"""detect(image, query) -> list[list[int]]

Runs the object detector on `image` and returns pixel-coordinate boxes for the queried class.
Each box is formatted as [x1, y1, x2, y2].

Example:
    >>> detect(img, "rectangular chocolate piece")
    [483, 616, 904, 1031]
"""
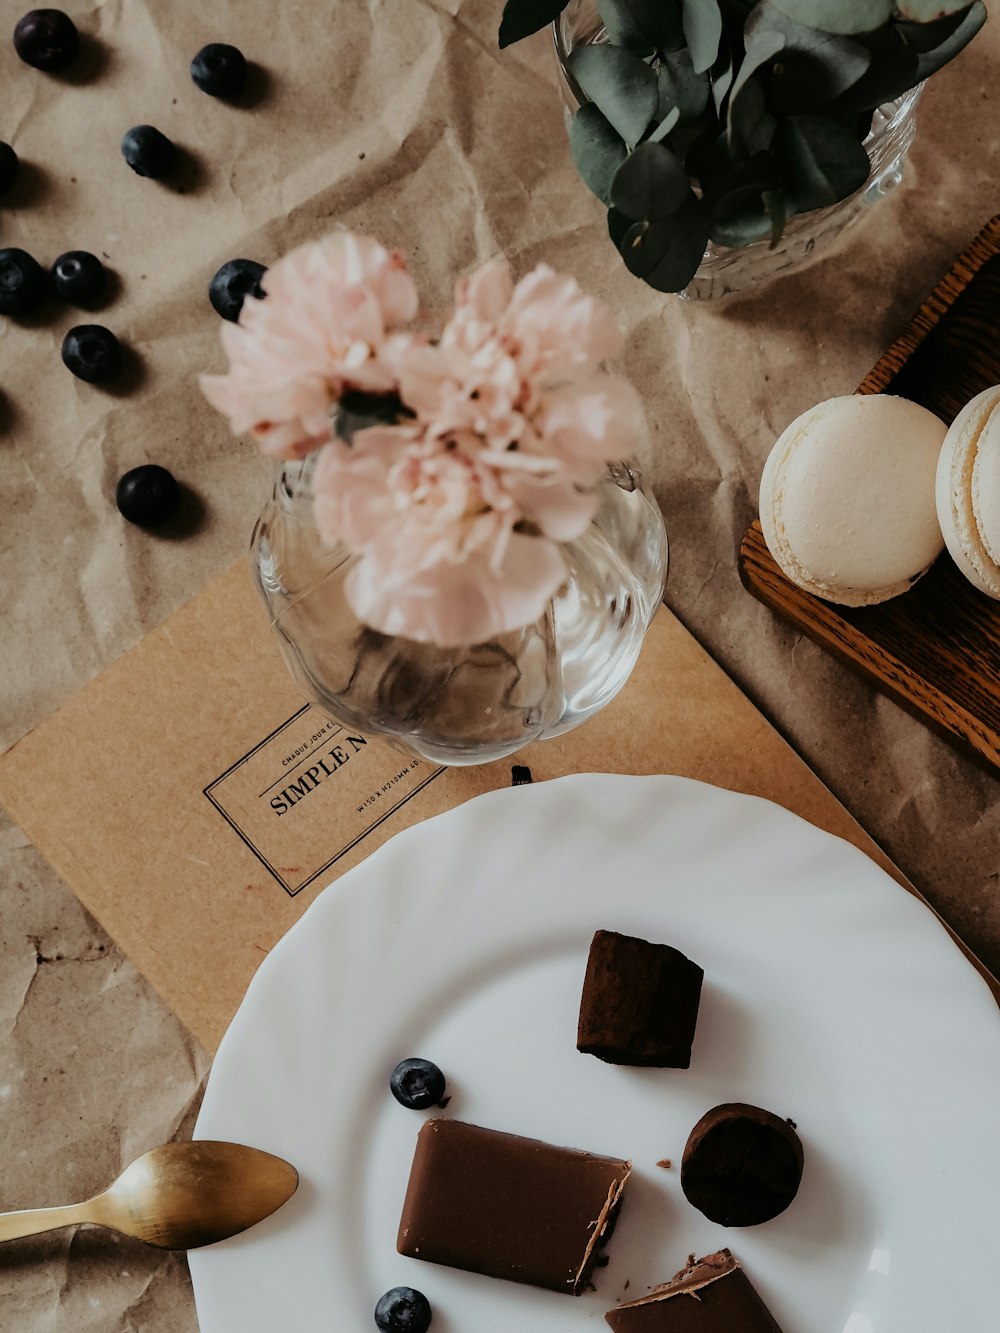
[397, 1118, 631, 1295]
[605, 1250, 784, 1331]
[578, 929, 704, 1067]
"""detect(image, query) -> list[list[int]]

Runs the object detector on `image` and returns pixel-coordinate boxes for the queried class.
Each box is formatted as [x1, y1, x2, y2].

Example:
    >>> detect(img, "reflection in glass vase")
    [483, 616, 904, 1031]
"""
[251, 457, 668, 766]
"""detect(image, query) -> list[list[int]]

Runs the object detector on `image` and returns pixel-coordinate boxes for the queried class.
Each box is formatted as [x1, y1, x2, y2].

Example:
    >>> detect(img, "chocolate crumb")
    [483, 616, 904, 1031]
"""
[656, 1158, 672, 1169]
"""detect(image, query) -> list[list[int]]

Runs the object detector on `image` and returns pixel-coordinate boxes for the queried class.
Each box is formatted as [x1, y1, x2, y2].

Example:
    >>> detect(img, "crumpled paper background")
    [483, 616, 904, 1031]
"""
[1, 0, 998, 1327]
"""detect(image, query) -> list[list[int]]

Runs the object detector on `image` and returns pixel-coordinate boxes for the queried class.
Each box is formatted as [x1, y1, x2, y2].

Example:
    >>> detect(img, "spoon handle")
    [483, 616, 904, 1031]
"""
[0, 1201, 92, 1243]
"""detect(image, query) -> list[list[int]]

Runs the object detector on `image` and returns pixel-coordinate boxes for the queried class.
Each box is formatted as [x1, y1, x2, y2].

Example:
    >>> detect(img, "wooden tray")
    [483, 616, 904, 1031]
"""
[739, 216, 1000, 774]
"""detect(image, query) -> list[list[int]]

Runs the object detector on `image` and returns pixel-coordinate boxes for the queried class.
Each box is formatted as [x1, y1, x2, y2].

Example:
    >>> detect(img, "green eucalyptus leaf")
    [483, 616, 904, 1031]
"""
[729, 77, 777, 156]
[910, 1, 986, 80]
[620, 195, 709, 290]
[702, 151, 783, 245]
[728, 29, 785, 108]
[770, 0, 893, 34]
[774, 113, 872, 212]
[897, 0, 975, 19]
[709, 195, 774, 246]
[682, 0, 724, 73]
[710, 43, 735, 115]
[648, 104, 683, 142]
[499, 0, 571, 48]
[685, 122, 739, 181]
[568, 44, 660, 144]
[599, 0, 686, 51]
[746, 4, 873, 111]
[657, 47, 711, 123]
[598, 0, 654, 52]
[762, 188, 788, 247]
[608, 206, 633, 248]
[896, 7, 971, 51]
[834, 25, 919, 109]
[570, 103, 629, 204]
[611, 141, 692, 219]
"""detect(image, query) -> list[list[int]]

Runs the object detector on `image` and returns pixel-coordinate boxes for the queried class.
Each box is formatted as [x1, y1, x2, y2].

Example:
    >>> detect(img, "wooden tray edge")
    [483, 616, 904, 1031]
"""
[738, 215, 1000, 775]
[858, 213, 1000, 396]
[738, 522, 1000, 773]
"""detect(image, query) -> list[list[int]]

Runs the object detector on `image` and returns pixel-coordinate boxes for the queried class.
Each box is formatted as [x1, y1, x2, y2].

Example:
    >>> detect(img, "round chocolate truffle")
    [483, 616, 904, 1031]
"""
[681, 1103, 803, 1227]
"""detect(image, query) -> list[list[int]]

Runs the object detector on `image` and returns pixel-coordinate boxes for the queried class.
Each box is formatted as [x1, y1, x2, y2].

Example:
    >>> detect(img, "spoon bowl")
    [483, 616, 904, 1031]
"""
[0, 1141, 298, 1250]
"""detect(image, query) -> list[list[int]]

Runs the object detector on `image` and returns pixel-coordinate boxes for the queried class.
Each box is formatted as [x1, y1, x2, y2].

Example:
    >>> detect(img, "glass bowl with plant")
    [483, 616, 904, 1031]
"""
[500, 0, 986, 298]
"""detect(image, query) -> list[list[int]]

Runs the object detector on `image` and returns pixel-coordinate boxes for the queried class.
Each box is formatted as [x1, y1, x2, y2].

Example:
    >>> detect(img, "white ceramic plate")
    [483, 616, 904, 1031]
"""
[190, 774, 1000, 1332]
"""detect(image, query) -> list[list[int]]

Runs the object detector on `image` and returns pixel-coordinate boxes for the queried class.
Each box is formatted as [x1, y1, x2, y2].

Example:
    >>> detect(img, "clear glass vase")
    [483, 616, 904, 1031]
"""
[250, 459, 668, 766]
[553, 0, 923, 302]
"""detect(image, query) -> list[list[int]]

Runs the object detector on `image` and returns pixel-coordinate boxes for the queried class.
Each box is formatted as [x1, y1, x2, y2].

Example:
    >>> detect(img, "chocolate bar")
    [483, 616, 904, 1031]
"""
[681, 1103, 803, 1226]
[604, 1249, 784, 1331]
[396, 1118, 631, 1294]
[577, 929, 704, 1067]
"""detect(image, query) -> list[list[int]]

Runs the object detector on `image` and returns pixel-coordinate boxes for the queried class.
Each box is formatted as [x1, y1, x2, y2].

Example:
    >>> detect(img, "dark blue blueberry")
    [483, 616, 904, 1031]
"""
[51, 251, 106, 306]
[191, 43, 247, 98]
[13, 9, 79, 70]
[0, 142, 18, 194]
[389, 1059, 446, 1110]
[121, 125, 175, 179]
[0, 247, 45, 316]
[374, 1286, 432, 1333]
[209, 258, 267, 322]
[115, 465, 181, 527]
[61, 324, 121, 383]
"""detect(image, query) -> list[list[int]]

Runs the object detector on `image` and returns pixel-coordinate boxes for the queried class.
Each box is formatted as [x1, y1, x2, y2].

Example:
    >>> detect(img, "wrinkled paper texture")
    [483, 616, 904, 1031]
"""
[2, 0, 999, 1328]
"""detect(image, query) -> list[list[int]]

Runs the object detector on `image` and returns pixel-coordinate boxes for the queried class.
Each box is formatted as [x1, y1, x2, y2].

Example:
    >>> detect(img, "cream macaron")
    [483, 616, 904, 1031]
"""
[935, 385, 1000, 599]
[759, 394, 947, 606]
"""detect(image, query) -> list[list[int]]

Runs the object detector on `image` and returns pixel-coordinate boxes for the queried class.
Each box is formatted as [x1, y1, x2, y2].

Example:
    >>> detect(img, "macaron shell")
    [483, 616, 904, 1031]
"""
[971, 403, 1000, 568]
[760, 395, 946, 606]
[935, 386, 1000, 600]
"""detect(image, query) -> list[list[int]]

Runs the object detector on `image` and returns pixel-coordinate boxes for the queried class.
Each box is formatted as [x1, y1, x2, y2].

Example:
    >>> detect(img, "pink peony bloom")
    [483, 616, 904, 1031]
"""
[200, 232, 418, 458]
[344, 532, 568, 648]
[205, 232, 643, 645]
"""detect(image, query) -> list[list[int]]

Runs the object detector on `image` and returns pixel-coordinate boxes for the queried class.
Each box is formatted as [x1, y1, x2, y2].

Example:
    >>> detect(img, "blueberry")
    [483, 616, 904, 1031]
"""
[191, 43, 247, 98]
[374, 1286, 432, 1333]
[389, 1059, 446, 1110]
[209, 258, 267, 322]
[13, 9, 79, 70]
[61, 324, 121, 383]
[121, 125, 175, 180]
[0, 142, 18, 194]
[0, 247, 46, 316]
[51, 251, 105, 306]
[115, 465, 181, 527]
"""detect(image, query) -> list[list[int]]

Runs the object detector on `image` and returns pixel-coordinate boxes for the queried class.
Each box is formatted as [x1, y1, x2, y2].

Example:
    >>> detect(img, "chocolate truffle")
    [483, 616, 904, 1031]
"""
[577, 929, 704, 1067]
[681, 1103, 803, 1227]
[396, 1118, 631, 1295]
[605, 1249, 784, 1331]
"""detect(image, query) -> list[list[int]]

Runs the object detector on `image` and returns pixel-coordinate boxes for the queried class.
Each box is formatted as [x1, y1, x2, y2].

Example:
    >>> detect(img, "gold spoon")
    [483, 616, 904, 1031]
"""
[0, 1141, 299, 1250]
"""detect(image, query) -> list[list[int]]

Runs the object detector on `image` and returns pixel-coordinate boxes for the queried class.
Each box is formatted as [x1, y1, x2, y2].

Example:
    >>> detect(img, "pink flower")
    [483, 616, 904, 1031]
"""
[205, 233, 644, 645]
[200, 232, 418, 458]
[344, 532, 568, 648]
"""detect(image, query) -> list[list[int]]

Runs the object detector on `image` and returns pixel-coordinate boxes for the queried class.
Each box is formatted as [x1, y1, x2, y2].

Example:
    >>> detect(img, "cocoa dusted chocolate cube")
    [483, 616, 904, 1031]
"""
[396, 1118, 631, 1295]
[604, 1249, 784, 1331]
[577, 929, 704, 1067]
